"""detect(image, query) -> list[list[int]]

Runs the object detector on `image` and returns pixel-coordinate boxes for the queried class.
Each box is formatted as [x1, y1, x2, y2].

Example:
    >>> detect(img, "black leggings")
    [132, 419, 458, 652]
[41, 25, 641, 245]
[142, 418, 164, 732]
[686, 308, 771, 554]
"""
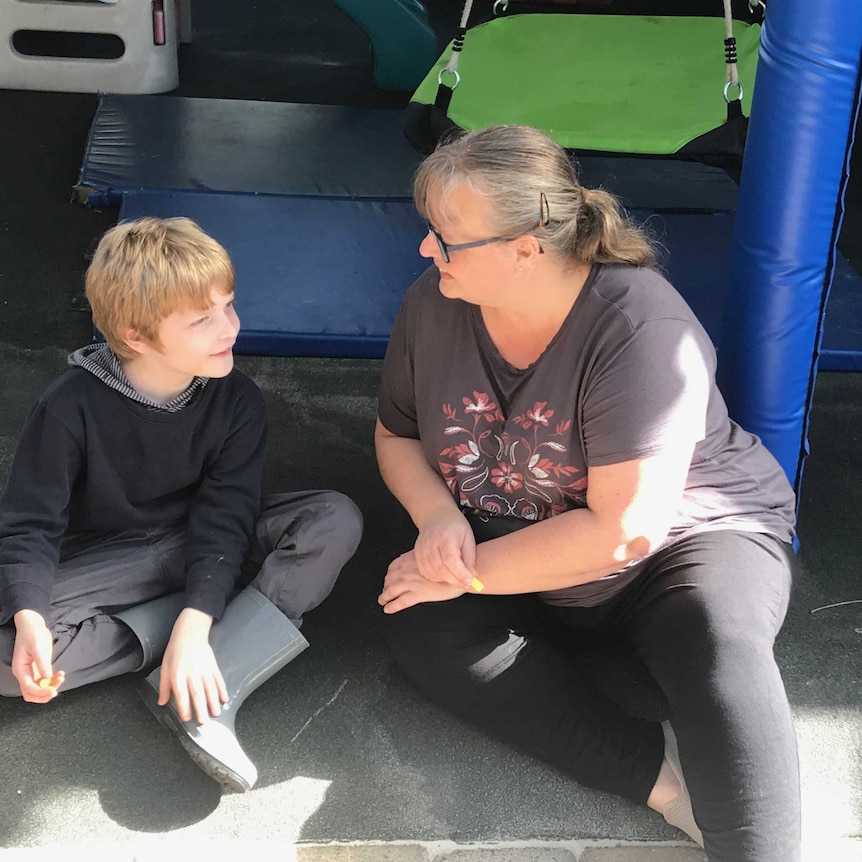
[383, 530, 800, 862]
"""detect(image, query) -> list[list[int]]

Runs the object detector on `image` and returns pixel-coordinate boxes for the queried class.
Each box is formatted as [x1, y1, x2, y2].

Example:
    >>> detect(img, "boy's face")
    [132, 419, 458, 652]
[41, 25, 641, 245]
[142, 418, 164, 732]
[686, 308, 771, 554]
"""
[148, 286, 240, 380]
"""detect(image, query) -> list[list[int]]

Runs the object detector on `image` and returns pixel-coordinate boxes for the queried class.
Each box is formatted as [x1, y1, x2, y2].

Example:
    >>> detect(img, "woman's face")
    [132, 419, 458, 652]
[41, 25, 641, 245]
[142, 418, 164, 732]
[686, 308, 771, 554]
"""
[420, 184, 519, 306]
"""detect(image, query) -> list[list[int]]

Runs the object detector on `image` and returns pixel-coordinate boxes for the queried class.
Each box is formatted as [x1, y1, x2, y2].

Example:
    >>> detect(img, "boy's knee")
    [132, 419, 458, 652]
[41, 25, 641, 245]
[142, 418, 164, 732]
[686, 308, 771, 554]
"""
[262, 490, 363, 553]
[280, 490, 362, 563]
[319, 491, 363, 552]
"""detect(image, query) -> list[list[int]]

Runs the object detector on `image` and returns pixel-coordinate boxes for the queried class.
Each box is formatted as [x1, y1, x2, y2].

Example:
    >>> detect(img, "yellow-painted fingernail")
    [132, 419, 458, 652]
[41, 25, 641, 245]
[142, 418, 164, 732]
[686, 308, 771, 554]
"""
[470, 577, 485, 592]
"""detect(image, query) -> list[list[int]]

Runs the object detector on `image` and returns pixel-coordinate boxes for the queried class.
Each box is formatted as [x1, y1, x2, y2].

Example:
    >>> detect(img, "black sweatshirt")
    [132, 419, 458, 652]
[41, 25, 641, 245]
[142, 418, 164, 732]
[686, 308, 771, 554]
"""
[0, 365, 267, 624]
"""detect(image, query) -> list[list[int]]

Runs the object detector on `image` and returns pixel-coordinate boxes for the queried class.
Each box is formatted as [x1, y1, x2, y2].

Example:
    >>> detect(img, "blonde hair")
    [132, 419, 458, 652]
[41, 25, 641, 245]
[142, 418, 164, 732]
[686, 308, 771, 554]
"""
[85, 217, 235, 359]
[414, 125, 655, 269]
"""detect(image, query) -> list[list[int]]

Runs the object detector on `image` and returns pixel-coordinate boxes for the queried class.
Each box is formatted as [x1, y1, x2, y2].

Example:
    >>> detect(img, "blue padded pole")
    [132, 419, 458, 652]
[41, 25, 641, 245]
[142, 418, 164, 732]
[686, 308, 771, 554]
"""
[717, 0, 862, 496]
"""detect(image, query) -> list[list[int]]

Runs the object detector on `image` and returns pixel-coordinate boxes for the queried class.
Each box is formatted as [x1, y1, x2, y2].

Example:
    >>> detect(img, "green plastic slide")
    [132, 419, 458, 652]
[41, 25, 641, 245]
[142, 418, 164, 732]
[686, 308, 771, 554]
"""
[332, 0, 439, 91]
[412, 14, 761, 154]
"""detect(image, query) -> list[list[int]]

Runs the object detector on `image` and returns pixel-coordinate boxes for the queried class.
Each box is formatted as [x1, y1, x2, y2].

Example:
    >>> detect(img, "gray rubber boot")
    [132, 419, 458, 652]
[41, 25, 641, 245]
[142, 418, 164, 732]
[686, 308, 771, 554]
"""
[114, 591, 186, 672]
[138, 586, 309, 793]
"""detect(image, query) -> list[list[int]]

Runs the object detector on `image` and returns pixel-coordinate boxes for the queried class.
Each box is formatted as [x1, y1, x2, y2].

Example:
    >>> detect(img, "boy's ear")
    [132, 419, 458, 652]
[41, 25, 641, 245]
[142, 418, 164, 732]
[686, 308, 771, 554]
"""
[121, 327, 152, 356]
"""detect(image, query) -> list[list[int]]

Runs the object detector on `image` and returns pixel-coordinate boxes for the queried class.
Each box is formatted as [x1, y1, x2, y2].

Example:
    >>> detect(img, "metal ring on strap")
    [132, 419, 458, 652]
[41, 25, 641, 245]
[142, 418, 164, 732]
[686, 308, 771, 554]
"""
[493, 0, 509, 15]
[438, 68, 461, 88]
[724, 80, 744, 103]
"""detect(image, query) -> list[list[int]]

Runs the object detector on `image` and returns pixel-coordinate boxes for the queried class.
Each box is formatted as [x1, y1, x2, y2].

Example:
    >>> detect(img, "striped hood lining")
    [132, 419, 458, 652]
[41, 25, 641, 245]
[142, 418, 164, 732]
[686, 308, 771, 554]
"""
[68, 343, 208, 412]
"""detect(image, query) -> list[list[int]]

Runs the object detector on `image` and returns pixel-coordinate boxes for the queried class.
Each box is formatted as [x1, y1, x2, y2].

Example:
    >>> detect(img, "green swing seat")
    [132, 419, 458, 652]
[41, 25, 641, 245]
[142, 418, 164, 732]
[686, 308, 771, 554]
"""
[407, 14, 760, 159]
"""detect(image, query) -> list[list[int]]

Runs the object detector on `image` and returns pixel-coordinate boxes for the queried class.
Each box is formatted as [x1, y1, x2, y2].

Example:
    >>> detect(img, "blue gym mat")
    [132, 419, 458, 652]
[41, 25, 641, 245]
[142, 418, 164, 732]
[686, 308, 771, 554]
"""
[77, 95, 741, 213]
[77, 97, 424, 205]
[116, 189, 859, 368]
[86, 95, 862, 369]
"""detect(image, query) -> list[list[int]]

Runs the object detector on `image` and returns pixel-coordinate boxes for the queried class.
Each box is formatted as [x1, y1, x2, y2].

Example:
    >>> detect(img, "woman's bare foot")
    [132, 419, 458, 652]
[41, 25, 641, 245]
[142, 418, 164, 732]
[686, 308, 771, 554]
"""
[647, 755, 683, 812]
[647, 723, 705, 848]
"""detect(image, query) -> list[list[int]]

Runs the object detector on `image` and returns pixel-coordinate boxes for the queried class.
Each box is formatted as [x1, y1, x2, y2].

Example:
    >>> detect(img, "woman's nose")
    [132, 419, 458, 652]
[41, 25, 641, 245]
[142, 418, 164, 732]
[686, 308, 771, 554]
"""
[419, 231, 438, 260]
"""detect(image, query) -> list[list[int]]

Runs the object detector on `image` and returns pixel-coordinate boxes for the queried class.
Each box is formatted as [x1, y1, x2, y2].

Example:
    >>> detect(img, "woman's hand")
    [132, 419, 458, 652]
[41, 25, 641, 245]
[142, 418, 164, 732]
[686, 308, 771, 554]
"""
[379, 549, 466, 613]
[413, 508, 477, 589]
[158, 608, 228, 725]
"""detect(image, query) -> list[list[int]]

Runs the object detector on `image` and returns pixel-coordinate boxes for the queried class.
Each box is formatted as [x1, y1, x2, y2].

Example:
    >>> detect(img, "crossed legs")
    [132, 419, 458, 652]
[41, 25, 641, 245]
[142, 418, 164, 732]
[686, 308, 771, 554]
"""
[383, 529, 800, 862]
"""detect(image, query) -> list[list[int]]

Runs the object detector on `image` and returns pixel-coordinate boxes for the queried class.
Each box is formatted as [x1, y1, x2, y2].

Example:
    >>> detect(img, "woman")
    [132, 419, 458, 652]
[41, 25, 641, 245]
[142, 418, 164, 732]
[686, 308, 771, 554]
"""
[375, 125, 800, 861]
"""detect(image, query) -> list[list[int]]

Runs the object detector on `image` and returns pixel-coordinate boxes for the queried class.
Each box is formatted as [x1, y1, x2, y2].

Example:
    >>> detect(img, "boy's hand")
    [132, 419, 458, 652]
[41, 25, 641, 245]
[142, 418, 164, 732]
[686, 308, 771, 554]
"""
[12, 610, 62, 703]
[159, 608, 228, 725]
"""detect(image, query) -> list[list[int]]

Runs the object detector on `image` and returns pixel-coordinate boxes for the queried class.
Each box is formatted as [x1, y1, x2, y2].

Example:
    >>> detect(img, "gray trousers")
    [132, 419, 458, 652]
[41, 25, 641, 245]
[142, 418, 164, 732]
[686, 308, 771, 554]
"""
[0, 491, 362, 696]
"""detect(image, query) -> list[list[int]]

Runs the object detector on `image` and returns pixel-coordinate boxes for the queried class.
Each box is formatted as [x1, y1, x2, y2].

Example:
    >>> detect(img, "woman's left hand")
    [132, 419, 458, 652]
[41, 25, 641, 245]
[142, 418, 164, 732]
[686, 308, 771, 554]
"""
[379, 550, 466, 613]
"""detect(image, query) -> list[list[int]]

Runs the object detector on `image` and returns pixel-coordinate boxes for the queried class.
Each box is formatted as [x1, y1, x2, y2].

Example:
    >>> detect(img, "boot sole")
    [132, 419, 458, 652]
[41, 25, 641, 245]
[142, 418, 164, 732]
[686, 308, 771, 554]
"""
[139, 682, 251, 793]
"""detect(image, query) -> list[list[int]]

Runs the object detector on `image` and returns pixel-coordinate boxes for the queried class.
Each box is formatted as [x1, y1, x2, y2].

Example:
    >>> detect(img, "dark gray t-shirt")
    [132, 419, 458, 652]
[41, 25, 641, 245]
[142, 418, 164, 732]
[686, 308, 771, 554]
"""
[378, 263, 796, 606]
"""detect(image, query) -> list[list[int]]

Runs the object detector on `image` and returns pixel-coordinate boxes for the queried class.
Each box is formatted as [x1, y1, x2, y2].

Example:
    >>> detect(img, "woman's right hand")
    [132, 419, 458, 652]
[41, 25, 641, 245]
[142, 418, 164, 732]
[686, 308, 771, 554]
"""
[413, 508, 477, 589]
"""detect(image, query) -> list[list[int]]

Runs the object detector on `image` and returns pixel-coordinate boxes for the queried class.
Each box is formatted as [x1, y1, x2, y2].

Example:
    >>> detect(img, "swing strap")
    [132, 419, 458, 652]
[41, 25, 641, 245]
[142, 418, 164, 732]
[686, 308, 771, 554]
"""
[434, 0, 475, 113]
[723, 0, 744, 119]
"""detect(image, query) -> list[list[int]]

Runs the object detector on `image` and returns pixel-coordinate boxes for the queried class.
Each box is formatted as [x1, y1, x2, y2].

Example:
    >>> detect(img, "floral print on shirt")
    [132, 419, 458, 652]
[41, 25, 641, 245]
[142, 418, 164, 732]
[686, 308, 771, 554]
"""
[438, 391, 588, 520]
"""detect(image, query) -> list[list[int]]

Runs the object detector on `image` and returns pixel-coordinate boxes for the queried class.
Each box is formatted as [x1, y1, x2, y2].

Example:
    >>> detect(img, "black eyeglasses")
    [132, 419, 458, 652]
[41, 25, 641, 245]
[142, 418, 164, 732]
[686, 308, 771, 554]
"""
[425, 223, 510, 264]
[425, 193, 550, 264]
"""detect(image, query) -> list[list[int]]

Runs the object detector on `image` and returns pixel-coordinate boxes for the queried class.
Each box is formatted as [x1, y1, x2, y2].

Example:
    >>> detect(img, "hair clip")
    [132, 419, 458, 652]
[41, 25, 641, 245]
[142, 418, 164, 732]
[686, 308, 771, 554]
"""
[539, 192, 550, 227]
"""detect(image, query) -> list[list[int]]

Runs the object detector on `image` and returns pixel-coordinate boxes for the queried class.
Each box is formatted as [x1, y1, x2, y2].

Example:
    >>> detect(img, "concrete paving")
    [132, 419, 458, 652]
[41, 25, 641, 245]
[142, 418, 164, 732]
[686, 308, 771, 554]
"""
[0, 351, 860, 861]
[0, 841, 706, 862]
[2, 840, 862, 862]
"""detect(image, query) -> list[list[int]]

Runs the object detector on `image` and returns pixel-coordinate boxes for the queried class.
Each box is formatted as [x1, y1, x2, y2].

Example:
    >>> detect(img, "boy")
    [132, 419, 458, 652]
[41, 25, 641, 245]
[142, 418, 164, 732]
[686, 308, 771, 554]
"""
[0, 217, 362, 791]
